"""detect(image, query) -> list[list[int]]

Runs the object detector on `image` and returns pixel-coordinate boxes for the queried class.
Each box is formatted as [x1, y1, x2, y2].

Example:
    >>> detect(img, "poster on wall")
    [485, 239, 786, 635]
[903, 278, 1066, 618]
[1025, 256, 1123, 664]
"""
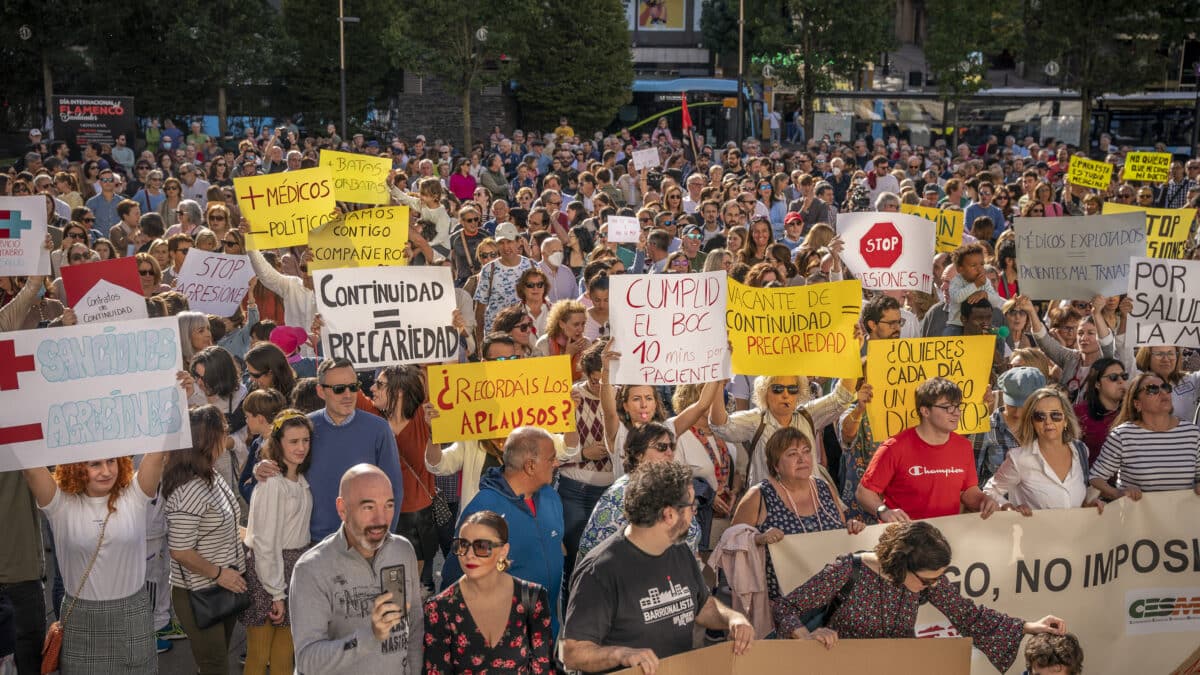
[51, 95, 137, 158]
[628, 0, 686, 30]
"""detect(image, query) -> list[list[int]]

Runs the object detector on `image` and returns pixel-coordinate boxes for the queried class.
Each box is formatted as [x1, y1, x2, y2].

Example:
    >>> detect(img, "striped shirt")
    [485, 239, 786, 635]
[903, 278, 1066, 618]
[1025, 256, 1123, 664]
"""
[166, 474, 244, 590]
[1090, 422, 1200, 492]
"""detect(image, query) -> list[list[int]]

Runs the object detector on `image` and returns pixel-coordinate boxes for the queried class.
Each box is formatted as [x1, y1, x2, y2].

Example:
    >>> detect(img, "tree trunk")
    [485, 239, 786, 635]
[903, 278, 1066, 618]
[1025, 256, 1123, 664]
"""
[41, 46, 53, 131]
[217, 86, 228, 137]
[1078, 86, 1092, 151]
[802, 31, 815, 142]
[461, 86, 473, 152]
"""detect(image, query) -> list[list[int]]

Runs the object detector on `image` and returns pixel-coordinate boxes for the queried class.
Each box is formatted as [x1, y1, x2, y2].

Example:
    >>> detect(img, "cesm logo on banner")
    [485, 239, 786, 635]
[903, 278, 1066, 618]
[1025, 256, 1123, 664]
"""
[1126, 587, 1200, 635]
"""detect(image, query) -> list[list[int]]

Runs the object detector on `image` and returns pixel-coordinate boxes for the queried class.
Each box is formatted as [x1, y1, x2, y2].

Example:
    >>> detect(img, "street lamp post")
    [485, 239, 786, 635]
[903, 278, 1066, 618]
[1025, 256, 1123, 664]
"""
[735, 0, 744, 146]
[338, 1, 359, 141]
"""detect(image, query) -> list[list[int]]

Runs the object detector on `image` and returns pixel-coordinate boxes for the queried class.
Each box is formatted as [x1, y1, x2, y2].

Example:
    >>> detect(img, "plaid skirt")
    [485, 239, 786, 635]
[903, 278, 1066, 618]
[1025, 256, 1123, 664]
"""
[60, 588, 156, 674]
[240, 545, 309, 627]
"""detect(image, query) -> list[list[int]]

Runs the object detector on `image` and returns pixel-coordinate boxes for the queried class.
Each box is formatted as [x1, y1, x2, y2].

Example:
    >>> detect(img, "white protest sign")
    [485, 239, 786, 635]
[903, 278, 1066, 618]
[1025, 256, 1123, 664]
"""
[609, 271, 731, 385]
[315, 265, 459, 368]
[1014, 213, 1145, 300]
[0, 317, 191, 471]
[632, 147, 661, 171]
[837, 212, 935, 292]
[1126, 256, 1200, 348]
[606, 215, 641, 244]
[174, 250, 253, 317]
[60, 257, 149, 325]
[0, 196, 50, 276]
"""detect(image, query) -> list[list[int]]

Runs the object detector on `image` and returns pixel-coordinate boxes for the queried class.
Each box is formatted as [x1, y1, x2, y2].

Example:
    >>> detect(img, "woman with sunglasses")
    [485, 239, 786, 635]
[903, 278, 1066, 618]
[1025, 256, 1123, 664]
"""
[1090, 372, 1200, 499]
[204, 203, 233, 238]
[158, 177, 184, 228]
[492, 306, 537, 356]
[711, 373, 856, 489]
[983, 388, 1103, 514]
[1016, 295, 1114, 402]
[993, 187, 1016, 228]
[513, 267, 551, 335]
[208, 158, 233, 187]
[776, 521, 1066, 672]
[598, 342, 722, 482]
[1134, 346, 1200, 421]
[424, 510, 553, 673]
[576, 423, 703, 562]
[1073, 358, 1128, 464]
[50, 240, 99, 300]
[135, 252, 170, 298]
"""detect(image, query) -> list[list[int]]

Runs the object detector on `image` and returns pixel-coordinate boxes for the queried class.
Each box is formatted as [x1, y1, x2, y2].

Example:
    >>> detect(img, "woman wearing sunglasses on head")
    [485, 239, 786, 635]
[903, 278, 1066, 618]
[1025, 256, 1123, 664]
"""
[424, 510, 553, 674]
[775, 521, 1067, 673]
[982, 388, 1105, 515]
[1089, 372, 1200, 501]
[1072, 358, 1128, 465]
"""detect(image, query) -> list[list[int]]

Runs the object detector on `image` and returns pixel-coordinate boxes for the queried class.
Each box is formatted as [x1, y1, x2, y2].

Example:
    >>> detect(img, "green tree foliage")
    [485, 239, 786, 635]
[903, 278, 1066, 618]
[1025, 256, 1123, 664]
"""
[1021, 0, 1199, 145]
[701, 0, 893, 139]
[388, 0, 541, 149]
[515, 0, 633, 134]
[924, 0, 1022, 101]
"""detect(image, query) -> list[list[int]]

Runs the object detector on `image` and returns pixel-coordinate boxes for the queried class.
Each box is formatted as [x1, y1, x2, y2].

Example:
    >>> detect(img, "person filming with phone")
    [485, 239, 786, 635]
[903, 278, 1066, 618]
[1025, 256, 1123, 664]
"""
[291, 464, 423, 673]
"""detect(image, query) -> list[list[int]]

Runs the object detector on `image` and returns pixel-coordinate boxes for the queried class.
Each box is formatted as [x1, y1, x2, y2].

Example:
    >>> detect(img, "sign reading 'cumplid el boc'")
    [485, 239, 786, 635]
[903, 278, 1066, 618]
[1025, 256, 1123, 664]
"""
[0, 317, 191, 471]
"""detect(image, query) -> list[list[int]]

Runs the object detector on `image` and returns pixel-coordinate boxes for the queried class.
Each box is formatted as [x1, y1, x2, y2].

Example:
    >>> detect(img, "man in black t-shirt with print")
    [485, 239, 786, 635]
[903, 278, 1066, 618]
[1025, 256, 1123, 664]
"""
[563, 461, 754, 674]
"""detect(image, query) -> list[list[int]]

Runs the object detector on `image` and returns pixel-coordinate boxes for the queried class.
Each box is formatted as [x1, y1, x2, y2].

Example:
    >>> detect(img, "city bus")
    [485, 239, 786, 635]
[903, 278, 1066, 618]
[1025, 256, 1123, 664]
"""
[609, 78, 759, 148]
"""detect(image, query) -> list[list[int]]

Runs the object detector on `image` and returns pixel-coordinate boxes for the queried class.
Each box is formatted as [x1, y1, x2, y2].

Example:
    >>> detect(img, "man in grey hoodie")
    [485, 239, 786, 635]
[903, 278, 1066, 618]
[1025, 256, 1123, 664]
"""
[291, 464, 423, 674]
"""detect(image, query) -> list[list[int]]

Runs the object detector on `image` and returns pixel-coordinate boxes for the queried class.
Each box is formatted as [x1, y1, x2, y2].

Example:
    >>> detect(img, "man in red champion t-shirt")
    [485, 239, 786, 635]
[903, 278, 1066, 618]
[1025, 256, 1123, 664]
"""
[856, 377, 1001, 522]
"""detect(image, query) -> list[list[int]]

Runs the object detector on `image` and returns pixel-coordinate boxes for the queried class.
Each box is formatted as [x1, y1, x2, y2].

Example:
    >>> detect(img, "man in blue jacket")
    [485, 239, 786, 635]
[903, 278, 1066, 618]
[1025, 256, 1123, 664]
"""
[441, 426, 565, 635]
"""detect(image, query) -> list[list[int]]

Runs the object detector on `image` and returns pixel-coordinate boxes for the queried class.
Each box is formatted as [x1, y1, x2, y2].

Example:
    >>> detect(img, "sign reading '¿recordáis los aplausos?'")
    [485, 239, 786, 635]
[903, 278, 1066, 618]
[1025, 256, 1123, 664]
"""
[0, 317, 192, 471]
[235, 167, 337, 250]
[315, 266, 459, 368]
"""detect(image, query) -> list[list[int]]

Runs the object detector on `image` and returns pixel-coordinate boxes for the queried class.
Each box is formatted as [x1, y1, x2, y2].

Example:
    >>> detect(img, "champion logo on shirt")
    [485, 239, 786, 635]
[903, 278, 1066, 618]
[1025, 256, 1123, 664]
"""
[907, 465, 965, 477]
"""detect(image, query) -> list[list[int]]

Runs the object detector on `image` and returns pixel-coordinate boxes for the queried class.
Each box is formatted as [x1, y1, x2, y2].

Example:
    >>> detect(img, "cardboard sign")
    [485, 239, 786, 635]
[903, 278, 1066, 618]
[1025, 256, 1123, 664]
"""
[611, 639, 971, 675]
[606, 215, 641, 244]
[864, 336, 993, 439]
[726, 278, 862, 378]
[60, 257, 149, 324]
[0, 316, 191, 471]
[174, 250, 252, 317]
[771, 491, 1200, 675]
[319, 149, 392, 204]
[837, 212, 935, 292]
[315, 266, 459, 368]
[1125, 257, 1200, 348]
[429, 355, 575, 442]
[899, 203, 963, 253]
[1014, 213, 1145, 300]
[234, 166, 337, 249]
[609, 272, 731, 385]
[0, 196, 50, 276]
[1124, 151, 1172, 183]
[308, 206, 410, 271]
[1066, 155, 1113, 190]
[632, 147, 661, 171]
[1102, 201, 1192, 259]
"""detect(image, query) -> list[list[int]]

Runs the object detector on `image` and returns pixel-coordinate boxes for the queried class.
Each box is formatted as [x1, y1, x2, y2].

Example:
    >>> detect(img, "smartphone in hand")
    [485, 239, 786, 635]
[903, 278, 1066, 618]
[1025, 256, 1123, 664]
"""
[380, 564, 407, 618]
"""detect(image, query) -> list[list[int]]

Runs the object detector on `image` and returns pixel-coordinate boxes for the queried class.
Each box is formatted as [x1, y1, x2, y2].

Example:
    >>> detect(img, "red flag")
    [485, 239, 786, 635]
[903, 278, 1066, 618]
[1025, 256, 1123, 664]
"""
[681, 92, 693, 132]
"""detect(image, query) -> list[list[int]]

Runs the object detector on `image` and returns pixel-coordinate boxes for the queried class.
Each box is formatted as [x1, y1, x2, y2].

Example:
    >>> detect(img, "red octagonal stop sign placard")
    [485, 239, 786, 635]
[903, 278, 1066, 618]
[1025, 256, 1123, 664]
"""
[859, 221, 903, 267]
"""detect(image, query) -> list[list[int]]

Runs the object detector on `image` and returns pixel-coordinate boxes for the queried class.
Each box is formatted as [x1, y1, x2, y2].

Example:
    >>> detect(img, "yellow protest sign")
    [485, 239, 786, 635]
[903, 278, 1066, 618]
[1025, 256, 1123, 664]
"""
[319, 149, 392, 204]
[1102, 201, 1193, 259]
[726, 279, 862, 378]
[307, 206, 410, 271]
[865, 336, 994, 439]
[234, 167, 337, 250]
[900, 204, 963, 253]
[1124, 151, 1171, 183]
[428, 355, 576, 443]
[1066, 156, 1113, 190]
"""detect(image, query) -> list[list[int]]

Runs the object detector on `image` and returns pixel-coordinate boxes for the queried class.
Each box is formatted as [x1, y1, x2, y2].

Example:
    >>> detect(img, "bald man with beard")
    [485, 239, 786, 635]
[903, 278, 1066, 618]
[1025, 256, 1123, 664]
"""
[291, 464, 423, 674]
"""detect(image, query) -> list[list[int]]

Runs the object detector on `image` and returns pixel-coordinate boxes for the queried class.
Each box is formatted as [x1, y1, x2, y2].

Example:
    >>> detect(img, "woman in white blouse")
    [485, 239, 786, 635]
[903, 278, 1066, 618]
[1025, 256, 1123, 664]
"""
[983, 387, 1102, 514]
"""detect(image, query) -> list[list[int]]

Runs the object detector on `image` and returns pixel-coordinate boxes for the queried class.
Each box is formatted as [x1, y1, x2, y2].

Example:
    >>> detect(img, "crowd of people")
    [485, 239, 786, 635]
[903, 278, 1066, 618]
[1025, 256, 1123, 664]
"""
[3, 114, 1199, 675]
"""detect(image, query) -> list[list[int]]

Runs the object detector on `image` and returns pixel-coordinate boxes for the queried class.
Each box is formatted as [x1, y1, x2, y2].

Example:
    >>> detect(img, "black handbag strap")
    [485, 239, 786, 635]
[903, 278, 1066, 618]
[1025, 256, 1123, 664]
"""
[823, 553, 863, 624]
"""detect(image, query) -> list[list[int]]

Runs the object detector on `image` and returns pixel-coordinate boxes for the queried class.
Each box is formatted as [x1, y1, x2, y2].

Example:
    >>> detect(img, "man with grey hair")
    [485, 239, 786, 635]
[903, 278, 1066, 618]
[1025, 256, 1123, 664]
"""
[439, 426, 566, 635]
[286, 149, 303, 171]
[291, 464, 423, 674]
[165, 199, 204, 237]
[179, 162, 211, 205]
[538, 235, 577, 301]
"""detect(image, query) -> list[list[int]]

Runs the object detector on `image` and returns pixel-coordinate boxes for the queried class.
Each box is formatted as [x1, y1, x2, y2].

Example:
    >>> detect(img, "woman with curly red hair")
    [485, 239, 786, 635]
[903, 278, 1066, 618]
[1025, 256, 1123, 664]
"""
[21, 449, 167, 674]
